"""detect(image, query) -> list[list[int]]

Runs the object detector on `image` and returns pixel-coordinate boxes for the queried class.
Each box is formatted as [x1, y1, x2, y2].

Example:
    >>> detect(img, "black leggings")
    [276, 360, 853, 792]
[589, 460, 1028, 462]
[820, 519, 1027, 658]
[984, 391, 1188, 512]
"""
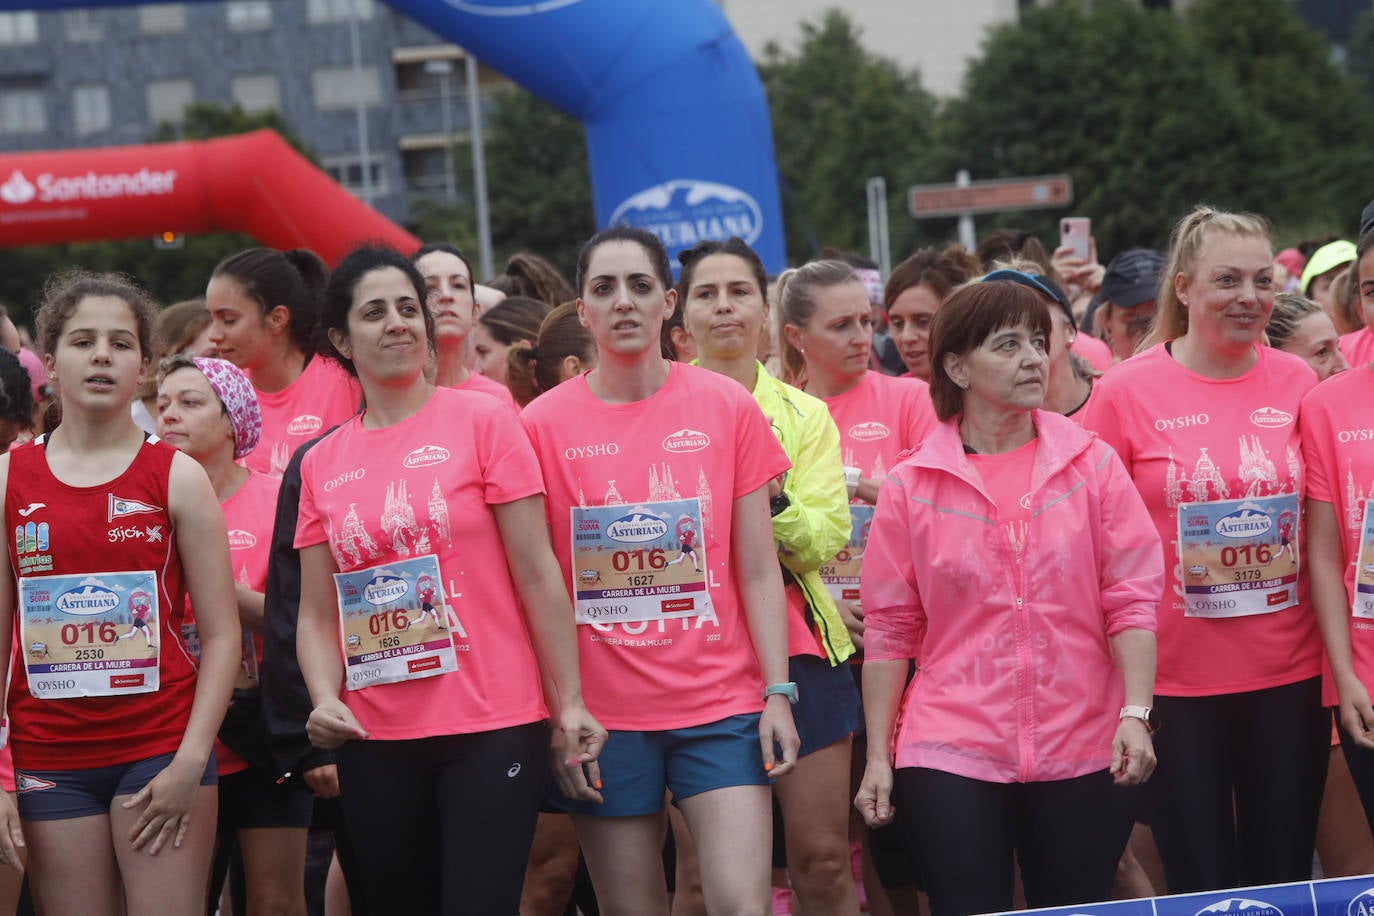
[1148, 677, 1328, 893]
[894, 767, 1136, 916]
[335, 722, 549, 916]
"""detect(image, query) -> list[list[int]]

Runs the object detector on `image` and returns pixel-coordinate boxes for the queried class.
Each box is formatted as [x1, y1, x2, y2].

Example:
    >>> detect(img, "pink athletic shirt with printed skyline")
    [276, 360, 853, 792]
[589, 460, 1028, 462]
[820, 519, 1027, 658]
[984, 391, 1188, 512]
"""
[822, 371, 937, 487]
[1081, 342, 1320, 696]
[1301, 366, 1374, 704]
[296, 386, 547, 740]
[248, 358, 360, 478]
[521, 362, 791, 731]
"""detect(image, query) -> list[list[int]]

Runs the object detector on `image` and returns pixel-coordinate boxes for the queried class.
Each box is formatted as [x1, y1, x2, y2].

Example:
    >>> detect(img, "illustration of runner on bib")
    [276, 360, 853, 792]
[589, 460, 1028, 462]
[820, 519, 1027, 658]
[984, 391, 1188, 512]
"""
[19, 570, 162, 698]
[821, 505, 874, 605]
[410, 573, 443, 629]
[1275, 509, 1297, 562]
[664, 514, 700, 573]
[117, 589, 157, 649]
[571, 499, 711, 625]
[1178, 492, 1300, 618]
[334, 554, 457, 688]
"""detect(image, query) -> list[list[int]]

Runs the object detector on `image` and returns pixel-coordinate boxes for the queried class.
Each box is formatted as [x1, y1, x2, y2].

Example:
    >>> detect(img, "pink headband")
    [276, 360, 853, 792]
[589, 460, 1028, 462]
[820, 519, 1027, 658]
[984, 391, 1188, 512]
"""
[192, 357, 261, 459]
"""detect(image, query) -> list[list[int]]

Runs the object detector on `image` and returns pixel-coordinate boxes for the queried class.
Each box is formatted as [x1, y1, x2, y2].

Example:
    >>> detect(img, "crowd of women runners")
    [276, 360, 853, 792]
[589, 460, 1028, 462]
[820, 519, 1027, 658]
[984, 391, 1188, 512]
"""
[0, 199, 1371, 916]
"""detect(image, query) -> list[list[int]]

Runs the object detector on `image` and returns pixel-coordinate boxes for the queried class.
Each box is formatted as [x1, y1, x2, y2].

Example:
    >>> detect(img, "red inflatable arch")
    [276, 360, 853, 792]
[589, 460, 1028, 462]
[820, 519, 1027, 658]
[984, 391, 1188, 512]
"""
[0, 130, 418, 264]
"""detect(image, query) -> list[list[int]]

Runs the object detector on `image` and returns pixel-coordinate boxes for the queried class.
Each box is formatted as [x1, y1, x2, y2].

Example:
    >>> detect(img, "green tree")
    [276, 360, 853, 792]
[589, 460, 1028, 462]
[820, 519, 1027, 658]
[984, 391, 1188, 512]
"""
[934, 0, 1290, 258]
[759, 11, 941, 263]
[1187, 0, 1374, 238]
[1350, 10, 1374, 109]
[932, 0, 1373, 258]
[412, 89, 594, 282]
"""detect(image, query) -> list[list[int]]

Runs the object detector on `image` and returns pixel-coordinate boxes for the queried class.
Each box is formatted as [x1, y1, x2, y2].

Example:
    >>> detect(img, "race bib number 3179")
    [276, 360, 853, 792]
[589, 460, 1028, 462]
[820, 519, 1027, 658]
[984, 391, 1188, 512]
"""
[1178, 494, 1299, 619]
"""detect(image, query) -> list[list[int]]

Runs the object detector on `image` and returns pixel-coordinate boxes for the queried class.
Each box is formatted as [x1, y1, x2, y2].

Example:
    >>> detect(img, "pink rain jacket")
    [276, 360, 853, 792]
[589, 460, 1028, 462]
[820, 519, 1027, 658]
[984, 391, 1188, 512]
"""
[862, 411, 1162, 783]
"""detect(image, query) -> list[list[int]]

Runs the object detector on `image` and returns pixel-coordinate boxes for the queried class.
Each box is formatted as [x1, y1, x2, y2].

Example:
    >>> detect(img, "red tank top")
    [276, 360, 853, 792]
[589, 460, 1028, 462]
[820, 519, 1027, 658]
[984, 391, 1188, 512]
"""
[5, 435, 199, 770]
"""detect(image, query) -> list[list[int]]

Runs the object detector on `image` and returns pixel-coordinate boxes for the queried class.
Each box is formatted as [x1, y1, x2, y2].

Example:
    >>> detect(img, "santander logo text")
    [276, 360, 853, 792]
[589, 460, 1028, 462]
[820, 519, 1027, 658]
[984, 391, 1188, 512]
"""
[0, 168, 177, 206]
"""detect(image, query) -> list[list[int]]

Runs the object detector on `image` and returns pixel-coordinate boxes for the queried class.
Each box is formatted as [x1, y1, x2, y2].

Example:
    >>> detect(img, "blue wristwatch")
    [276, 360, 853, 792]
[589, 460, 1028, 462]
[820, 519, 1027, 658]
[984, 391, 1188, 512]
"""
[763, 682, 799, 704]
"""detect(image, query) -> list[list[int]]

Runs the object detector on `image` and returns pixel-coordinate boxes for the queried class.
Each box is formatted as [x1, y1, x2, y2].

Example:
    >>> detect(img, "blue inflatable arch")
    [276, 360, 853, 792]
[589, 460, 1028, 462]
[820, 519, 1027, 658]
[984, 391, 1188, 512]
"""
[1, 0, 787, 272]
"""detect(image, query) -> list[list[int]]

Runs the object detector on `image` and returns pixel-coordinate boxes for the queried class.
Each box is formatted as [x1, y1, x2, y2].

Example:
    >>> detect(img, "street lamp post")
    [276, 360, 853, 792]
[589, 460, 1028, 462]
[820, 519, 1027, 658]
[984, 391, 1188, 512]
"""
[465, 53, 494, 281]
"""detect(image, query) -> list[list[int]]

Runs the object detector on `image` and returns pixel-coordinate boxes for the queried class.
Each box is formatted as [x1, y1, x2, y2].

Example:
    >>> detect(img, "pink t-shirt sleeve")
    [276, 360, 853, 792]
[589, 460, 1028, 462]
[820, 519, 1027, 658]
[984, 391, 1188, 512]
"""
[472, 399, 544, 505]
[732, 389, 791, 498]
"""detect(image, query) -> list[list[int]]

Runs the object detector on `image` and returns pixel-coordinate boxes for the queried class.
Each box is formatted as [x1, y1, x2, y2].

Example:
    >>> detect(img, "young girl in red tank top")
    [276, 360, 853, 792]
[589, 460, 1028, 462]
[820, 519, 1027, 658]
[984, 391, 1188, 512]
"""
[0, 272, 240, 915]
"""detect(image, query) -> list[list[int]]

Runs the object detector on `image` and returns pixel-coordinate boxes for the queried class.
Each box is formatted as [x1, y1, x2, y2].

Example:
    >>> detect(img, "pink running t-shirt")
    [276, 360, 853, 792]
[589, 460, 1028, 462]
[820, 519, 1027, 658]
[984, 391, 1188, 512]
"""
[213, 470, 280, 774]
[250, 358, 360, 478]
[1080, 342, 1320, 696]
[296, 386, 548, 739]
[454, 370, 519, 413]
[520, 362, 791, 731]
[1301, 366, 1374, 703]
[969, 438, 1038, 562]
[1340, 327, 1374, 369]
[822, 371, 937, 486]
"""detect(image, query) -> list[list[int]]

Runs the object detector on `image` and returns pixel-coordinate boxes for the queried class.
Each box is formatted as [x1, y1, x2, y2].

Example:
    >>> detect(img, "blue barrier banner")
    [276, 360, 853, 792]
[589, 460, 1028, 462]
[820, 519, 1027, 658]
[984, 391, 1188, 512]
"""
[992, 876, 1374, 916]
[1, 0, 788, 273]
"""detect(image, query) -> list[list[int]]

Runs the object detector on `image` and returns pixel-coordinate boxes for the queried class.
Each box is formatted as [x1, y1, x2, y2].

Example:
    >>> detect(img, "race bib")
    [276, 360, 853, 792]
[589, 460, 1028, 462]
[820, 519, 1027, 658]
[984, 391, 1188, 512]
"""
[821, 505, 874, 605]
[1353, 500, 1374, 620]
[571, 499, 711, 625]
[1178, 493, 1299, 618]
[334, 554, 458, 690]
[19, 570, 161, 699]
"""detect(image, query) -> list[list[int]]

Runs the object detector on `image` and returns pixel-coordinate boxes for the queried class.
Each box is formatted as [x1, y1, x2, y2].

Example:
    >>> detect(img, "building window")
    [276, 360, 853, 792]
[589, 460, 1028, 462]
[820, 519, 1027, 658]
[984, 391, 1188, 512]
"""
[63, 11, 103, 42]
[0, 89, 44, 134]
[139, 4, 187, 34]
[401, 145, 454, 195]
[307, 0, 374, 23]
[312, 66, 382, 109]
[226, 1, 272, 30]
[231, 74, 280, 113]
[147, 79, 194, 125]
[73, 85, 112, 136]
[0, 13, 38, 46]
[322, 155, 388, 196]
